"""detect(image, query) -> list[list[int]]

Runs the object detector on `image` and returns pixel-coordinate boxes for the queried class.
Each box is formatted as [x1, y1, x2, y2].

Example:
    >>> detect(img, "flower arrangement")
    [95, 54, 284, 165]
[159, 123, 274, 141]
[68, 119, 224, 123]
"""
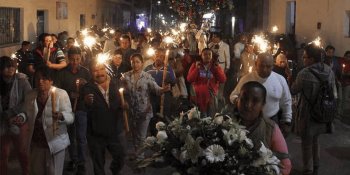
[138, 108, 281, 175]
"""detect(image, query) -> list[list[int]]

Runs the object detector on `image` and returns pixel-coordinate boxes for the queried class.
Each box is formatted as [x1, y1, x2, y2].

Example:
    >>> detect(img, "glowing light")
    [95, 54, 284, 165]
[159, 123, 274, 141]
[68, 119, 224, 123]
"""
[96, 53, 111, 65]
[109, 29, 115, 34]
[203, 13, 214, 19]
[74, 40, 80, 47]
[147, 48, 155, 56]
[83, 36, 96, 48]
[164, 36, 173, 44]
[272, 25, 278, 33]
[312, 36, 322, 47]
[249, 66, 253, 73]
[81, 28, 89, 36]
[171, 29, 179, 35]
[180, 23, 187, 32]
[102, 28, 108, 32]
[118, 88, 124, 94]
[11, 53, 17, 59]
[252, 35, 269, 53]
[147, 28, 152, 33]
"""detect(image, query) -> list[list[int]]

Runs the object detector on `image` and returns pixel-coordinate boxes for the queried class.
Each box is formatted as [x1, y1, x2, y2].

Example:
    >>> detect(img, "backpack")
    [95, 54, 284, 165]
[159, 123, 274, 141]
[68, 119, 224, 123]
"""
[305, 68, 337, 123]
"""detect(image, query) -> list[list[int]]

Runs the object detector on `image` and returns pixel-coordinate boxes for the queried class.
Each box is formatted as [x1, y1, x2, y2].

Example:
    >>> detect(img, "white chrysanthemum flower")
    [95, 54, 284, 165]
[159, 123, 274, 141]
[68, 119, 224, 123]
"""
[179, 150, 188, 163]
[244, 138, 254, 148]
[204, 144, 225, 163]
[213, 116, 224, 125]
[156, 131, 168, 142]
[252, 142, 281, 174]
[201, 117, 212, 124]
[156, 121, 166, 131]
[188, 107, 200, 120]
[238, 129, 248, 142]
[145, 136, 157, 147]
[223, 128, 238, 146]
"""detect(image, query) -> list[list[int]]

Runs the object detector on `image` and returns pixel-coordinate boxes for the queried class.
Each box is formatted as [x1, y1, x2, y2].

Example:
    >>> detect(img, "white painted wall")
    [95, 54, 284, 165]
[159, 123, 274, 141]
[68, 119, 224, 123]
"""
[268, 0, 350, 56]
[0, 0, 97, 56]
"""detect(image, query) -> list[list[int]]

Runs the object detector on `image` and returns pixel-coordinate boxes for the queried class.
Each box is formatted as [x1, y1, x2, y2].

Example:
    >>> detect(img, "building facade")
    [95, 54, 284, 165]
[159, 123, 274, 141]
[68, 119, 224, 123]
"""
[268, 0, 350, 56]
[0, 0, 135, 56]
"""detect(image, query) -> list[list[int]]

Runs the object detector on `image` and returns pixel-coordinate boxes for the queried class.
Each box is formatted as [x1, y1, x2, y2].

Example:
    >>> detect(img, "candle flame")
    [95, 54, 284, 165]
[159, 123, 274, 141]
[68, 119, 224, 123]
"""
[147, 48, 155, 56]
[83, 36, 96, 48]
[109, 29, 115, 34]
[252, 35, 269, 53]
[249, 66, 253, 73]
[180, 23, 187, 32]
[171, 29, 179, 35]
[147, 28, 152, 33]
[74, 40, 80, 47]
[52, 87, 56, 93]
[11, 53, 17, 59]
[312, 36, 321, 47]
[343, 64, 346, 68]
[96, 53, 111, 65]
[76, 79, 80, 85]
[272, 25, 278, 33]
[119, 88, 124, 93]
[81, 28, 89, 36]
[164, 36, 173, 44]
[102, 28, 108, 32]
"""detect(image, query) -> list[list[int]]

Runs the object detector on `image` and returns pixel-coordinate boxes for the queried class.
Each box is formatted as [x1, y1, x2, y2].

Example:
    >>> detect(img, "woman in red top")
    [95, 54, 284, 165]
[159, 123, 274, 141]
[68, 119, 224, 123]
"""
[187, 48, 226, 117]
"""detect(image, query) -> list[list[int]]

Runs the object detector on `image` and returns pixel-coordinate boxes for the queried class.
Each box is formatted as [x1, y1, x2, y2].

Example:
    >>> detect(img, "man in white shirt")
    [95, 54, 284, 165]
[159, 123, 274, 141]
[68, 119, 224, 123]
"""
[234, 34, 247, 60]
[230, 52, 292, 134]
[208, 33, 230, 72]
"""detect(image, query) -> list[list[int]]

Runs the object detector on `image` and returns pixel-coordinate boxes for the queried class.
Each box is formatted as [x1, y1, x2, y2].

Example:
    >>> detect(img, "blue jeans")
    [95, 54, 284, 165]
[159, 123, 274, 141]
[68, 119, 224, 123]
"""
[68, 111, 87, 163]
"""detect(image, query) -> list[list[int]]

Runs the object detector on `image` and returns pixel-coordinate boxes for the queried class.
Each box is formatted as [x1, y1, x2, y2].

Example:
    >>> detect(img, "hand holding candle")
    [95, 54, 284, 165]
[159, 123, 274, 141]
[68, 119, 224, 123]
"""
[160, 50, 170, 116]
[119, 88, 129, 132]
[73, 79, 80, 112]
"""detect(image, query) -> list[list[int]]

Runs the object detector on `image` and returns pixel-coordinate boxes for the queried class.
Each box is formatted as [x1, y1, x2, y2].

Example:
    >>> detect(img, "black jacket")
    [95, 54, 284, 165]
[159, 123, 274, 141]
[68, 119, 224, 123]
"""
[80, 79, 124, 138]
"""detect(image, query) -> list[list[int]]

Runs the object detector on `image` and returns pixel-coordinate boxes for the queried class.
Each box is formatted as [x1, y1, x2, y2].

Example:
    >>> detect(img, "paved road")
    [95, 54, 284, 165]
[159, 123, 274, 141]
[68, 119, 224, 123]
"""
[8, 119, 350, 175]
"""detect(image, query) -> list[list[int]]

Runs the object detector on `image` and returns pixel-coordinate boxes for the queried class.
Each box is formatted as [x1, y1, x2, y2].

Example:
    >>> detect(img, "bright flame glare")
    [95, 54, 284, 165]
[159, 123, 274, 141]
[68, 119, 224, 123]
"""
[147, 48, 155, 56]
[83, 36, 96, 48]
[96, 53, 111, 65]
[272, 25, 278, 33]
[164, 36, 173, 44]
[252, 35, 269, 53]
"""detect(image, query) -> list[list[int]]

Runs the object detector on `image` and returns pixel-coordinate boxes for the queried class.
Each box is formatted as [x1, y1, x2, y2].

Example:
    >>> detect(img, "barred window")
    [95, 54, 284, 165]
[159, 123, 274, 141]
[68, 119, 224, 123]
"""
[0, 7, 21, 46]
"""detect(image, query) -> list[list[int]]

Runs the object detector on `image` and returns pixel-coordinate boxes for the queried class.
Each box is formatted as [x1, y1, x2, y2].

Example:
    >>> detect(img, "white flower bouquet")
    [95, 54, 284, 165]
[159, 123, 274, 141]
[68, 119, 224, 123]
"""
[138, 108, 281, 175]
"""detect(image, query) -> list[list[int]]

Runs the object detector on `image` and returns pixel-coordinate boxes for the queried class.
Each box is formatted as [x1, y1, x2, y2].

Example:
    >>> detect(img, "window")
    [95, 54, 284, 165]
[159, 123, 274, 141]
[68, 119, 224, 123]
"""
[0, 7, 20, 46]
[345, 11, 350, 37]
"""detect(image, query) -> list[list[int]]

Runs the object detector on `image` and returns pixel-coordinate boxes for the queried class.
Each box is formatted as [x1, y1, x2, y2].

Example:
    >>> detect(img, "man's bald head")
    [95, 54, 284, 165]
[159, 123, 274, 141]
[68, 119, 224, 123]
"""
[276, 53, 288, 68]
[255, 53, 274, 78]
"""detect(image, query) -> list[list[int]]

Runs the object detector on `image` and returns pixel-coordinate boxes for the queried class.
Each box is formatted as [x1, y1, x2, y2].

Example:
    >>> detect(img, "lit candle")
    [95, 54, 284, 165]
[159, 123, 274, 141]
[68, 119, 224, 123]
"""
[73, 79, 80, 112]
[146, 47, 155, 57]
[342, 64, 346, 74]
[272, 25, 278, 33]
[119, 88, 129, 132]
[51, 87, 58, 135]
[160, 50, 170, 115]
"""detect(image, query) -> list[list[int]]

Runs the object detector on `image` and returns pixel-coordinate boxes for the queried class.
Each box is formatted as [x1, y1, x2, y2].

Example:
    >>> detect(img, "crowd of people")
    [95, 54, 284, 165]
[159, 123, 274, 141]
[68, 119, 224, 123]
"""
[0, 24, 349, 175]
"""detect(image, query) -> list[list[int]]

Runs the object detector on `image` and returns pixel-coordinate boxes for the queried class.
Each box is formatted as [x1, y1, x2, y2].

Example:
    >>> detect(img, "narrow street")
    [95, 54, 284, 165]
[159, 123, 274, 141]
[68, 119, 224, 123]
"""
[8, 119, 350, 175]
